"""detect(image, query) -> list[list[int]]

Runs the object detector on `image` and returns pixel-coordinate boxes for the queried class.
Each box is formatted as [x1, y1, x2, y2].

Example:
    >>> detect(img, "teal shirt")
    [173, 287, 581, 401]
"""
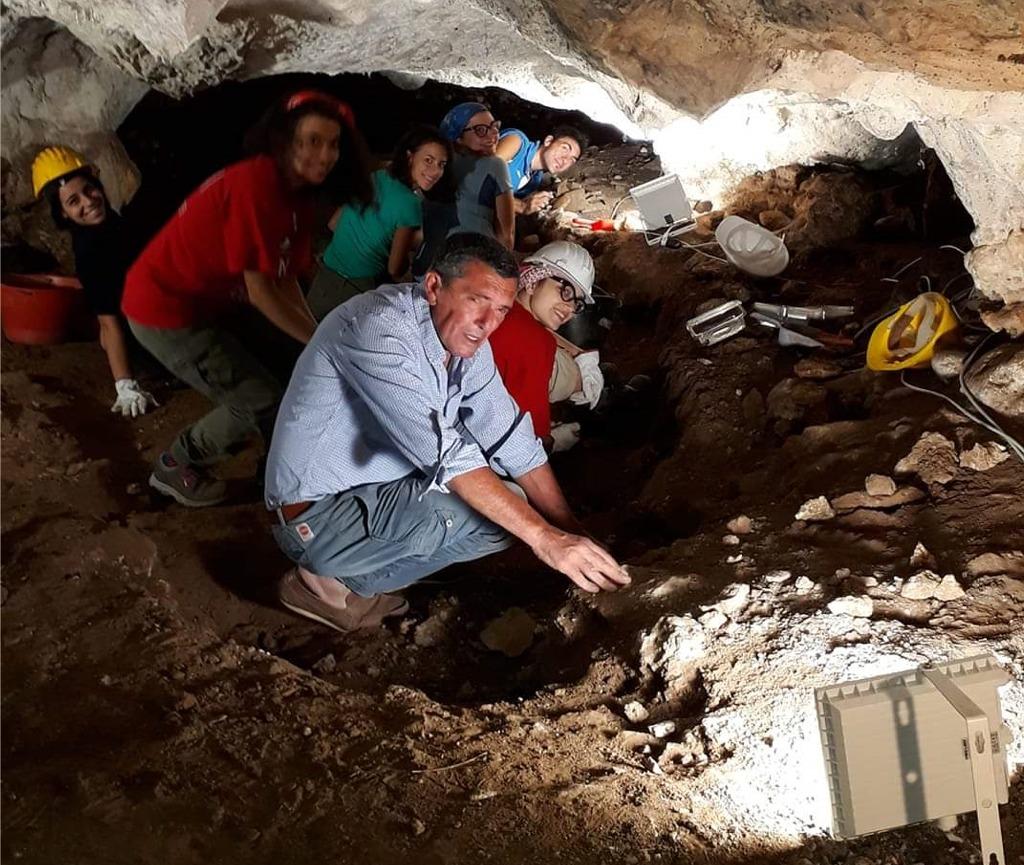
[323, 169, 422, 279]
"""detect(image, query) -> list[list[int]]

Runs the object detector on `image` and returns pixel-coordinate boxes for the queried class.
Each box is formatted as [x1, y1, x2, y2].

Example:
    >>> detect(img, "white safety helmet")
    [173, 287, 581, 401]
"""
[523, 241, 595, 304]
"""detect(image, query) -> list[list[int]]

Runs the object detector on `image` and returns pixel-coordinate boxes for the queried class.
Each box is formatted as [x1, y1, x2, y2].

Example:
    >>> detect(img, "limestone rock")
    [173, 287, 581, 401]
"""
[830, 486, 925, 512]
[726, 515, 752, 535]
[793, 357, 843, 380]
[648, 720, 677, 739]
[699, 609, 728, 631]
[894, 432, 958, 486]
[795, 496, 835, 522]
[910, 542, 937, 569]
[623, 701, 650, 724]
[959, 441, 1010, 471]
[864, 473, 897, 497]
[640, 616, 707, 696]
[934, 574, 966, 601]
[827, 596, 874, 618]
[930, 348, 967, 381]
[480, 608, 536, 657]
[900, 570, 943, 600]
[795, 576, 816, 594]
[722, 534, 741, 545]
[965, 551, 1024, 578]
[965, 343, 1024, 418]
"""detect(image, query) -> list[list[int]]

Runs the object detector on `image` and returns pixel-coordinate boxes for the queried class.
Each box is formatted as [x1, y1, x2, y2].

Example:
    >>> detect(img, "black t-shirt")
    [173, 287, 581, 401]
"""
[70, 211, 140, 316]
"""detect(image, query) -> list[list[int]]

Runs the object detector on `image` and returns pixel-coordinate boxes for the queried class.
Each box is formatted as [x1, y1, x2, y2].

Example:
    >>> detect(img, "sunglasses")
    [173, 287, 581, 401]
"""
[463, 120, 502, 138]
[553, 279, 586, 315]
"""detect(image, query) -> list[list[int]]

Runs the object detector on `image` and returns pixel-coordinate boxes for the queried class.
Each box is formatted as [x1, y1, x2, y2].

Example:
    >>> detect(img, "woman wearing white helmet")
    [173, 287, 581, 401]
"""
[488, 240, 604, 453]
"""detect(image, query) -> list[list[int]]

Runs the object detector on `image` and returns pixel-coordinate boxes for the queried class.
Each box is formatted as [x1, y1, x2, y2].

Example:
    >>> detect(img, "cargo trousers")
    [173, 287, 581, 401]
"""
[129, 320, 281, 467]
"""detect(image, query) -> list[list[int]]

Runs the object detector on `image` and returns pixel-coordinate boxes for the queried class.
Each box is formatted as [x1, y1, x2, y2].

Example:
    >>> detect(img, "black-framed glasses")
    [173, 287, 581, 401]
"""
[554, 279, 586, 315]
[463, 120, 502, 138]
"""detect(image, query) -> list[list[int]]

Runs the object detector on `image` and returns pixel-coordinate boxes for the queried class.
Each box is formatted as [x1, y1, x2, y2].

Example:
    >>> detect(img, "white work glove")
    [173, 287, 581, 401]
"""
[569, 351, 604, 409]
[550, 421, 581, 453]
[111, 378, 158, 418]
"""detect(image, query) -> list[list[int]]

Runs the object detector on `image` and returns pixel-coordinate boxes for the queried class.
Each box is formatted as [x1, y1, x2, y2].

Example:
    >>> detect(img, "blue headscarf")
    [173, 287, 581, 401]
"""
[439, 102, 489, 142]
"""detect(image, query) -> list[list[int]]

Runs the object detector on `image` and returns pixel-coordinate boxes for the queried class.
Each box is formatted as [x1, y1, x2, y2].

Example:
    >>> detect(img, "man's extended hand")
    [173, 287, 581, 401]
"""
[531, 526, 630, 593]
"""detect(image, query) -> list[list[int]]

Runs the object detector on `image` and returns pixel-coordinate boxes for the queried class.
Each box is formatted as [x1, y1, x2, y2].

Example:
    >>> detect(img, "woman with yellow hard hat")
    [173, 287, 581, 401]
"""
[32, 146, 157, 418]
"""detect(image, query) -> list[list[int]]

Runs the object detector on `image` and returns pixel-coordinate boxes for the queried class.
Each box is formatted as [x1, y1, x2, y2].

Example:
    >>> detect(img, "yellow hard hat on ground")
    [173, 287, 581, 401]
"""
[867, 292, 960, 371]
[31, 146, 89, 198]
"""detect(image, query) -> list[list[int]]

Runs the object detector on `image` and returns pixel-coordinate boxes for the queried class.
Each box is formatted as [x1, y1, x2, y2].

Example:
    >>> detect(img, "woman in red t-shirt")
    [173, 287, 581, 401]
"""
[122, 91, 374, 507]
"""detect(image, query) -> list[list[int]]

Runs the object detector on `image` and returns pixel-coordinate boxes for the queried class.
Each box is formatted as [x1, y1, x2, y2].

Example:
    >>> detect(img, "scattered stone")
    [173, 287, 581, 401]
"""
[934, 574, 966, 601]
[713, 583, 751, 616]
[414, 614, 449, 648]
[644, 755, 664, 775]
[864, 473, 897, 497]
[618, 730, 657, 751]
[793, 357, 843, 380]
[830, 486, 926, 512]
[623, 701, 650, 724]
[766, 379, 828, 431]
[649, 720, 677, 739]
[827, 596, 874, 618]
[959, 441, 1010, 471]
[795, 496, 835, 522]
[727, 515, 752, 535]
[894, 432, 958, 486]
[125, 482, 144, 495]
[900, 570, 944, 600]
[965, 551, 1024, 578]
[410, 818, 427, 836]
[722, 534, 741, 546]
[930, 347, 967, 381]
[480, 608, 536, 658]
[698, 610, 728, 631]
[910, 542, 936, 569]
[795, 576, 816, 594]
[312, 653, 337, 674]
[725, 553, 744, 564]
[965, 342, 1024, 418]
[302, 725, 313, 737]
[640, 616, 707, 697]
[762, 570, 792, 584]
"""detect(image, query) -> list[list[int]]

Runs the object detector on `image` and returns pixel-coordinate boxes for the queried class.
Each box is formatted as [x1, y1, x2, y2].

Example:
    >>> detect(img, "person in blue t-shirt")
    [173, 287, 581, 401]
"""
[496, 125, 587, 215]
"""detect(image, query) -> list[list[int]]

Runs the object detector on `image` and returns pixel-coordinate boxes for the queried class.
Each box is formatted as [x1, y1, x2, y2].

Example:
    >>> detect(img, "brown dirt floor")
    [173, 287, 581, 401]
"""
[3, 156, 1023, 865]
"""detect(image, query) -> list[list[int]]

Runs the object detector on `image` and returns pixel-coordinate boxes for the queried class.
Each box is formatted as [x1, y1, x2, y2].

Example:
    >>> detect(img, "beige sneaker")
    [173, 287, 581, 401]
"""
[277, 568, 408, 632]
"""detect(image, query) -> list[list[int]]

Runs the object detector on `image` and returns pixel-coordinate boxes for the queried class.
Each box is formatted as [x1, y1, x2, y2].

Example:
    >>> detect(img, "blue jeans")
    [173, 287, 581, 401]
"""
[270, 475, 512, 597]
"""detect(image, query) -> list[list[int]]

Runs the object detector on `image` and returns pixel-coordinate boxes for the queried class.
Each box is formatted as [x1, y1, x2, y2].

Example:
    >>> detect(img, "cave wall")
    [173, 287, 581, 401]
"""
[1, 0, 1022, 319]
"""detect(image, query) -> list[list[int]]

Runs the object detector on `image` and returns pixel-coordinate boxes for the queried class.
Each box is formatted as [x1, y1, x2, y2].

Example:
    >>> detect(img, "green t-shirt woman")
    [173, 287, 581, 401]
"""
[308, 125, 453, 320]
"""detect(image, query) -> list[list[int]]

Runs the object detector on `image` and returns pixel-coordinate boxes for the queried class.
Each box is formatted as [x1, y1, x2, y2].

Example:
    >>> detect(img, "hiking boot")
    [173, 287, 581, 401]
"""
[277, 567, 408, 632]
[148, 452, 227, 507]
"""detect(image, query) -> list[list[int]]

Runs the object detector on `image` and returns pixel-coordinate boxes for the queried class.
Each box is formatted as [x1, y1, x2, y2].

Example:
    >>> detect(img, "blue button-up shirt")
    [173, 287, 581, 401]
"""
[264, 282, 548, 508]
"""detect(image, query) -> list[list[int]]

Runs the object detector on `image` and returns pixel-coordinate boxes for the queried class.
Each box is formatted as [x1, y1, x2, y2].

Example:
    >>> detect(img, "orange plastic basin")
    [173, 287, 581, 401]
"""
[1, 273, 89, 345]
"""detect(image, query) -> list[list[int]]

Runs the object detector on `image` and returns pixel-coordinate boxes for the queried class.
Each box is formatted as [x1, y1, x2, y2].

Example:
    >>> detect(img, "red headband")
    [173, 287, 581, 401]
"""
[285, 90, 355, 127]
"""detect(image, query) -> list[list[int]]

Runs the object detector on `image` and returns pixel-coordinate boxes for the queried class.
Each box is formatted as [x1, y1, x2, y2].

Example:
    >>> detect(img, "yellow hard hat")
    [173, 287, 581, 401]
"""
[31, 146, 89, 198]
[866, 292, 960, 371]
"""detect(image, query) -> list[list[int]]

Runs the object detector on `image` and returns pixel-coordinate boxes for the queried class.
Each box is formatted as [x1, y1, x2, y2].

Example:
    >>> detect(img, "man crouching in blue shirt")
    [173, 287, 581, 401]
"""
[265, 232, 629, 632]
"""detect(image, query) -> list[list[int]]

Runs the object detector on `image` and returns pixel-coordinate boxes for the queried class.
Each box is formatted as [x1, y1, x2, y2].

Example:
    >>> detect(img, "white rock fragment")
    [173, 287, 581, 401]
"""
[725, 553, 744, 564]
[934, 574, 966, 601]
[726, 515, 753, 535]
[762, 570, 792, 584]
[640, 616, 707, 697]
[649, 720, 677, 739]
[959, 441, 1009, 471]
[795, 576, 816, 594]
[864, 473, 897, 497]
[480, 608, 536, 657]
[623, 701, 650, 724]
[795, 496, 835, 521]
[722, 534, 741, 546]
[714, 583, 751, 616]
[909, 542, 936, 569]
[900, 570, 943, 600]
[698, 609, 728, 631]
[827, 596, 874, 618]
